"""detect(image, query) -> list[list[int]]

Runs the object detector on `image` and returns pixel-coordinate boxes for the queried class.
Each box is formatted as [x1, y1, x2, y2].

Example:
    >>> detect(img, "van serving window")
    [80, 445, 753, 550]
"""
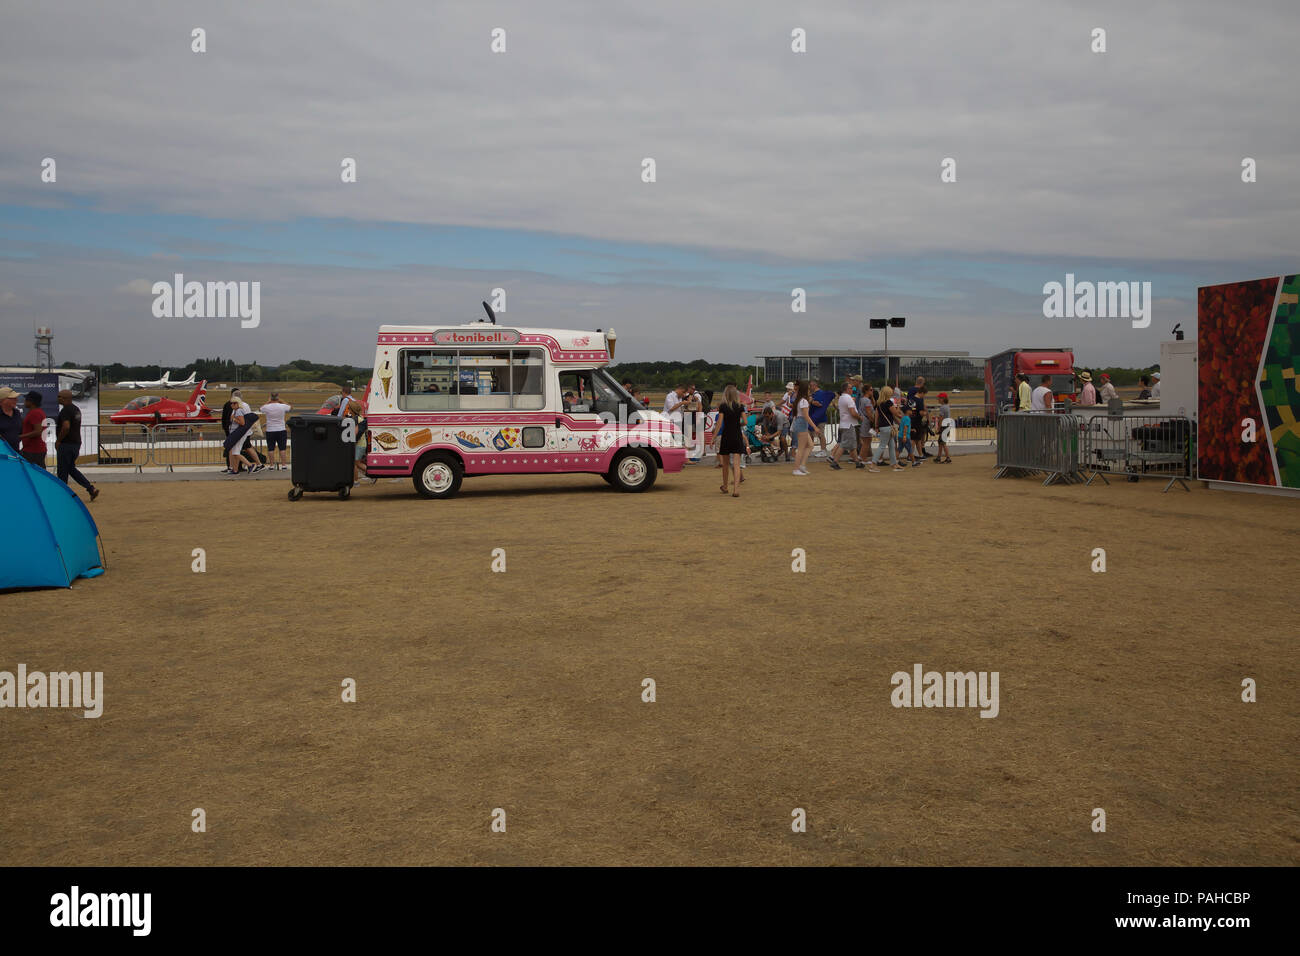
[399, 348, 544, 411]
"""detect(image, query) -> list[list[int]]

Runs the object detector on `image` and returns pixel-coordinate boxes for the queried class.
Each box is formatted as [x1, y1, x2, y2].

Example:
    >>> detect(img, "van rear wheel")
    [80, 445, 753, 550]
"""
[414, 452, 463, 499]
[608, 449, 657, 492]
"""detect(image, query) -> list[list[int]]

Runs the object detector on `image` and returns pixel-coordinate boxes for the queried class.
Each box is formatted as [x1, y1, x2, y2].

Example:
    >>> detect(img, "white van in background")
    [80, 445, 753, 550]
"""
[363, 316, 685, 498]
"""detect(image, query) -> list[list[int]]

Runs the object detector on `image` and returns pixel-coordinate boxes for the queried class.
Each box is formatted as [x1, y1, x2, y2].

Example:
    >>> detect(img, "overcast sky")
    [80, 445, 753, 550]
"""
[1, 0, 1297, 369]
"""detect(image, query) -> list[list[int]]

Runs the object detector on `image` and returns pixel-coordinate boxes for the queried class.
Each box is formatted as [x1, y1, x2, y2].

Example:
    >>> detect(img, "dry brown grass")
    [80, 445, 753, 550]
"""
[1, 455, 1296, 865]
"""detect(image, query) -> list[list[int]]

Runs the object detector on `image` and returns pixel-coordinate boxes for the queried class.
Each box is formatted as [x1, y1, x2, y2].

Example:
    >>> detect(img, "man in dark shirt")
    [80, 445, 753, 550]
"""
[56, 390, 99, 502]
[906, 376, 927, 412]
[0, 386, 23, 454]
[910, 384, 931, 457]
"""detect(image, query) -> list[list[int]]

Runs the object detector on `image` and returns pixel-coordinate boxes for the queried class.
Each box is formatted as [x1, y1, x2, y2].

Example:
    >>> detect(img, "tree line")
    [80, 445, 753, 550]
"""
[86, 357, 1159, 390]
[95, 357, 371, 387]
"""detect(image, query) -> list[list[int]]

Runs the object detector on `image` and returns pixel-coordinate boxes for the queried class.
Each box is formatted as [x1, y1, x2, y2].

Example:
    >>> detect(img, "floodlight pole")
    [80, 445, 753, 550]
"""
[889, 318, 906, 389]
[868, 319, 886, 384]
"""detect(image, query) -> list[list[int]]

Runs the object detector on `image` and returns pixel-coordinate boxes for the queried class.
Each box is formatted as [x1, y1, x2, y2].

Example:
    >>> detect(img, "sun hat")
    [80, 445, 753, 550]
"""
[0, 387, 20, 401]
[1078, 371, 1092, 382]
[785, 382, 795, 390]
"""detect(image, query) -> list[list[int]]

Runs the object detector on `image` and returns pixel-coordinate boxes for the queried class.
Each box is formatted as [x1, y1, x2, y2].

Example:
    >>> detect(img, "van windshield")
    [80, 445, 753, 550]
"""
[592, 369, 643, 410]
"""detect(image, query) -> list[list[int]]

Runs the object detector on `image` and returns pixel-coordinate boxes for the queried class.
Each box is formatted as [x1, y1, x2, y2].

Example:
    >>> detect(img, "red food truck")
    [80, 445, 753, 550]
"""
[984, 348, 1076, 418]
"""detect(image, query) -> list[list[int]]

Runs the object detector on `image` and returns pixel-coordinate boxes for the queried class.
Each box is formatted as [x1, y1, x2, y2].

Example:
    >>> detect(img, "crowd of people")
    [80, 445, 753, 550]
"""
[648, 375, 957, 484]
[3, 367, 1162, 499]
[0, 385, 101, 503]
[218, 384, 375, 483]
[218, 387, 297, 476]
[1008, 368, 1157, 410]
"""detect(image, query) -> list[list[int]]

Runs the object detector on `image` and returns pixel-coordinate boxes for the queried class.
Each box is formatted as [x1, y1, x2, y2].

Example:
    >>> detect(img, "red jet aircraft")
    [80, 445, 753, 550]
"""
[109, 381, 215, 426]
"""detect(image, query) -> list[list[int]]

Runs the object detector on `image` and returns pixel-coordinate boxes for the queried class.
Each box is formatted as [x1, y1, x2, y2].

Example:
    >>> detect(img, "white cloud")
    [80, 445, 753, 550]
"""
[116, 278, 155, 295]
[0, 0, 1296, 261]
[0, 0, 1291, 369]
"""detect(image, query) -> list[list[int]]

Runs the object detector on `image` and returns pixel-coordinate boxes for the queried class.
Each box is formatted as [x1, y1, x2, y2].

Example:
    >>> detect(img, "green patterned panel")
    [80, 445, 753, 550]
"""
[1262, 274, 1300, 488]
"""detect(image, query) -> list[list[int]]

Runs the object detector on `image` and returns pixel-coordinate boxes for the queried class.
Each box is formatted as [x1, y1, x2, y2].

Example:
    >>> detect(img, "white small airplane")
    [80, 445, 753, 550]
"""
[115, 370, 171, 389]
[114, 370, 196, 389]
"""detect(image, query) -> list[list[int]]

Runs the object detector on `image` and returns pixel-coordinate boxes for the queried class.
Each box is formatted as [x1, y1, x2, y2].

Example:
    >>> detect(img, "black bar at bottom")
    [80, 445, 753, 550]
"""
[0, 866, 1281, 942]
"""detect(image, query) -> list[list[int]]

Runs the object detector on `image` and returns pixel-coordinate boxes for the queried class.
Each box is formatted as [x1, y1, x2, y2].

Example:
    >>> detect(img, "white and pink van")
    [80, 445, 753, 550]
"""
[363, 317, 686, 498]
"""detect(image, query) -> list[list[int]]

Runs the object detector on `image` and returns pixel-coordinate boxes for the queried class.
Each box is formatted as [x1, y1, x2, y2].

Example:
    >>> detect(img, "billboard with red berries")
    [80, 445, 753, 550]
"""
[1198, 275, 1300, 489]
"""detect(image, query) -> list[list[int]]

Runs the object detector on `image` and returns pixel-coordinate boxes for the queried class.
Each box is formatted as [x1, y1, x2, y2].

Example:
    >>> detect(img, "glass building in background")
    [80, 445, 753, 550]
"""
[759, 350, 984, 387]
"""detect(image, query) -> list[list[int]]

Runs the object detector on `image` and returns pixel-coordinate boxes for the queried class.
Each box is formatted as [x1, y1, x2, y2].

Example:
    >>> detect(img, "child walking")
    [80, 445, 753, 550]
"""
[897, 402, 916, 466]
[910, 405, 929, 466]
[935, 392, 953, 463]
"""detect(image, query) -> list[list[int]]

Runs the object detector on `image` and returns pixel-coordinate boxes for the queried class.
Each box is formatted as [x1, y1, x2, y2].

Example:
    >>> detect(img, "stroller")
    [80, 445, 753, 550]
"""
[747, 416, 779, 462]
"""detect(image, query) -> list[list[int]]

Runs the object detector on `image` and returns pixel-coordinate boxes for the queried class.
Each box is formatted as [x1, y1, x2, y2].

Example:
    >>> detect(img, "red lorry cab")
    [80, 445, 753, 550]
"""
[985, 348, 1076, 417]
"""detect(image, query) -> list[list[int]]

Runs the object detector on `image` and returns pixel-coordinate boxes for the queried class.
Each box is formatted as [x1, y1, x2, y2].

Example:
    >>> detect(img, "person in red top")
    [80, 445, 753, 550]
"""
[19, 391, 49, 469]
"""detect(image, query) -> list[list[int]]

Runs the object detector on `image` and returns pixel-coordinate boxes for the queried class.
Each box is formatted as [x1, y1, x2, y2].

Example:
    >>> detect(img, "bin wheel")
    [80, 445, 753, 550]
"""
[413, 452, 463, 499]
[339, 485, 351, 500]
[608, 449, 658, 492]
[288, 487, 303, 501]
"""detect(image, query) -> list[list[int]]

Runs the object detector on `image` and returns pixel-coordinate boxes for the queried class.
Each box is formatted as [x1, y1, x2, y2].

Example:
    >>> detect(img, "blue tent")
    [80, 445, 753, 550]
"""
[0, 450, 105, 590]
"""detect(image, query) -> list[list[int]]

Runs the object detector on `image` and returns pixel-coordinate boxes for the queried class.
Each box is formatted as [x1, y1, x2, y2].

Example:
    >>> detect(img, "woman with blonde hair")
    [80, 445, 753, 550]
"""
[790, 380, 815, 476]
[710, 383, 747, 496]
[869, 385, 903, 472]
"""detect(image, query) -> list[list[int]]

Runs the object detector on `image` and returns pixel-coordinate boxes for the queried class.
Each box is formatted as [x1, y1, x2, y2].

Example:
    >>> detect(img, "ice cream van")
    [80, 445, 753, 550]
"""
[362, 310, 686, 498]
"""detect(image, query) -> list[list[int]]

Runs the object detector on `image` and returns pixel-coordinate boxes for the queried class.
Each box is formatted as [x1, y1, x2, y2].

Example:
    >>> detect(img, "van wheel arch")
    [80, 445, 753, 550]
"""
[413, 450, 465, 499]
[608, 447, 658, 492]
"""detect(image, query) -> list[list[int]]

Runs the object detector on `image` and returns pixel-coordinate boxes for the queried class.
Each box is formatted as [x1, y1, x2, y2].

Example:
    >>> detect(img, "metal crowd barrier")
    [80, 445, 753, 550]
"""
[994, 412, 1083, 485]
[150, 422, 239, 469]
[95, 422, 291, 470]
[994, 411, 1194, 492]
[96, 424, 152, 471]
[934, 405, 995, 444]
[1076, 412, 1192, 493]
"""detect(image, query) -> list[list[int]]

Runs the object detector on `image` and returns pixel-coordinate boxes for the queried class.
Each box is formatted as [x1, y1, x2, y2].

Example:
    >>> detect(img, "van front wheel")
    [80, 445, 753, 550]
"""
[414, 453, 463, 499]
[609, 449, 657, 492]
